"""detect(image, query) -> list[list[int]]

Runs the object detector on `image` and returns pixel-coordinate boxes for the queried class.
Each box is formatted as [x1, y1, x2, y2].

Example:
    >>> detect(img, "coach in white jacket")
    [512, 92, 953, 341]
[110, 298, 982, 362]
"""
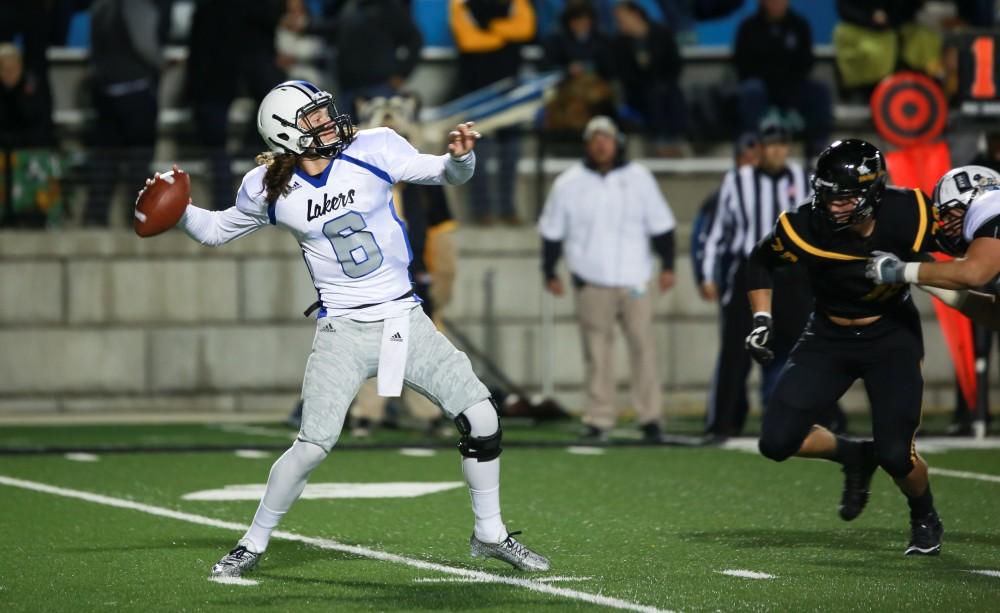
[538, 116, 677, 441]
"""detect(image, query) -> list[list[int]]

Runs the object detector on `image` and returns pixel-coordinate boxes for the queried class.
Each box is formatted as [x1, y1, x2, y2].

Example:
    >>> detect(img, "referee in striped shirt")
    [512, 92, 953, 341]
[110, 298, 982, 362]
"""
[700, 118, 813, 441]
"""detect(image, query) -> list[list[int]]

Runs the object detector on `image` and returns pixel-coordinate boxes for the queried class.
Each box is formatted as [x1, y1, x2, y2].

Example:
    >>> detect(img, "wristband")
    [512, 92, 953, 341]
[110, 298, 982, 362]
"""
[903, 262, 921, 284]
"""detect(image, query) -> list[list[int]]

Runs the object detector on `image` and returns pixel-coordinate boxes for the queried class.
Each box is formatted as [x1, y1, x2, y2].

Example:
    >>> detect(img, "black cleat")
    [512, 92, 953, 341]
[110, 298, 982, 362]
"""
[838, 441, 878, 521]
[905, 512, 943, 556]
[640, 422, 664, 443]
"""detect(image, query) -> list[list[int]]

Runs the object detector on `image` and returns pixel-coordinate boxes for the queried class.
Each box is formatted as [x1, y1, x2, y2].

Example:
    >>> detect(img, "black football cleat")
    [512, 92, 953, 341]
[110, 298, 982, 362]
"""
[838, 440, 878, 521]
[905, 512, 943, 556]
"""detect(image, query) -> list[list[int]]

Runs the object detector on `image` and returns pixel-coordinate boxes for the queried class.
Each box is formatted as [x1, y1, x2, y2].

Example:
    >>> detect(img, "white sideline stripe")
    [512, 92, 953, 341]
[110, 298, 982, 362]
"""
[215, 424, 297, 439]
[64, 453, 100, 462]
[567, 447, 606, 456]
[399, 448, 437, 457]
[414, 575, 593, 584]
[718, 569, 776, 580]
[967, 569, 1000, 578]
[0, 475, 673, 613]
[209, 576, 259, 586]
[928, 468, 1000, 484]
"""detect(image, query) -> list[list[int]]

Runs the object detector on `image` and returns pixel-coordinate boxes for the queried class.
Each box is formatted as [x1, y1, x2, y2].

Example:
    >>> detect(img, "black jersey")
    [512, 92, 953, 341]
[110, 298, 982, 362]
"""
[748, 186, 937, 319]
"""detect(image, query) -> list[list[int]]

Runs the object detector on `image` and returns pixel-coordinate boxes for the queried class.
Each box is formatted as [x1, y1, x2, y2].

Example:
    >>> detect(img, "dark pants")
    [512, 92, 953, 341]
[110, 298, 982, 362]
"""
[973, 323, 997, 424]
[624, 79, 687, 143]
[468, 127, 520, 221]
[759, 310, 924, 479]
[192, 102, 234, 211]
[737, 78, 833, 157]
[84, 85, 158, 226]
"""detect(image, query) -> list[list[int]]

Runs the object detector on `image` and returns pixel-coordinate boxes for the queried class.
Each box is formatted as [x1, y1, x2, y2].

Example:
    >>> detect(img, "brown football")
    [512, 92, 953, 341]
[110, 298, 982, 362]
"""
[134, 168, 191, 237]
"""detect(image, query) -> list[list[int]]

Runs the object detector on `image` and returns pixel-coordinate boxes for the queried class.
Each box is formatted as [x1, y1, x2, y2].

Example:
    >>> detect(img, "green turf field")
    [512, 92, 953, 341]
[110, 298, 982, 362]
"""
[1, 423, 999, 612]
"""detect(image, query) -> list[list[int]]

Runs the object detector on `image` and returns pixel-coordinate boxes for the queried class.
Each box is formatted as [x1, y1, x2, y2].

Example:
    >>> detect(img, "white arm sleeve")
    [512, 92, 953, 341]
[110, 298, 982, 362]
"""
[178, 205, 267, 247]
[380, 128, 476, 185]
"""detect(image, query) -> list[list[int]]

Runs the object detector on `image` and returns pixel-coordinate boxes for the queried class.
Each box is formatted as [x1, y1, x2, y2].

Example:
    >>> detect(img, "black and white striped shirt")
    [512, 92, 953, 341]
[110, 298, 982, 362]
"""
[701, 162, 811, 288]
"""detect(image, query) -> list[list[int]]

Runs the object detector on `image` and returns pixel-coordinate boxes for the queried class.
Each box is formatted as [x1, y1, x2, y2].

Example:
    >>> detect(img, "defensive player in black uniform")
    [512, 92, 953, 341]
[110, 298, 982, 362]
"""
[745, 139, 943, 555]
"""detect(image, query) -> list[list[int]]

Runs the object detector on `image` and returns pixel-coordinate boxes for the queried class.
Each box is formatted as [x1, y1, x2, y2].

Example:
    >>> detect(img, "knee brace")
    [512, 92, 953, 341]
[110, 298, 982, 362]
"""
[455, 398, 502, 462]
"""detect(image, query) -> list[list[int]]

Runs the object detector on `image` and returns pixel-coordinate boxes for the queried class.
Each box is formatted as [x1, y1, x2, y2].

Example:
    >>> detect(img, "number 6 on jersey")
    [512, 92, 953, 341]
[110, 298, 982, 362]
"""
[324, 211, 384, 278]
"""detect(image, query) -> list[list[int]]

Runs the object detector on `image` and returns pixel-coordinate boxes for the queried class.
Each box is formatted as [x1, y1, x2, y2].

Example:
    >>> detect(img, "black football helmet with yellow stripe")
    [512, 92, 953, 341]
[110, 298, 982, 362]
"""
[811, 139, 888, 232]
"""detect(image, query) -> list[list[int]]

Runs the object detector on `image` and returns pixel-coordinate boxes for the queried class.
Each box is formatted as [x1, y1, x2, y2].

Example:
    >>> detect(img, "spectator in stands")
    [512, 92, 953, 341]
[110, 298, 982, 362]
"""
[282, 0, 423, 119]
[612, 0, 687, 156]
[84, 0, 169, 226]
[186, 0, 287, 210]
[833, 1, 942, 98]
[276, 0, 326, 88]
[540, 0, 617, 136]
[0, 44, 52, 149]
[450, 0, 536, 225]
[733, 0, 831, 158]
[0, 42, 56, 228]
[539, 116, 676, 443]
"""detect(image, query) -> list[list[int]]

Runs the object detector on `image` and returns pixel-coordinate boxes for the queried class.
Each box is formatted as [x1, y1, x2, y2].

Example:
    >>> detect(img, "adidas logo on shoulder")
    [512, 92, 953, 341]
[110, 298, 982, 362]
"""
[390, 332, 404, 342]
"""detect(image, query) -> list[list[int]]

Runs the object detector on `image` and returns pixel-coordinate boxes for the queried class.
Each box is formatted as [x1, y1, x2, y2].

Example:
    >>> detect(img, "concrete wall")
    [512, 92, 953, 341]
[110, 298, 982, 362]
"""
[0, 226, 984, 419]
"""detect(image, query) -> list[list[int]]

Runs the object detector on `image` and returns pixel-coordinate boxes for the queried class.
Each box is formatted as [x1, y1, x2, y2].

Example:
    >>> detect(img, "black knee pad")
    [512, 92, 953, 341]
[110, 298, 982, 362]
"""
[875, 445, 914, 479]
[758, 435, 796, 463]
[454, 413, 503, 462]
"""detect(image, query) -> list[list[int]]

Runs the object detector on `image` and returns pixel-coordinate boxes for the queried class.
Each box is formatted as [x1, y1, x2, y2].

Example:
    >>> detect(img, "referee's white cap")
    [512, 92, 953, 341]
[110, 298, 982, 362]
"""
[583, 115, 619, 141]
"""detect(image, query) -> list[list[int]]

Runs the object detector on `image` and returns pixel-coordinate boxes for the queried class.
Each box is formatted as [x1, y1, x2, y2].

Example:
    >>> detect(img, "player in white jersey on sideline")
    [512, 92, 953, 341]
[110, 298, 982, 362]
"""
[139, 80, 549, 576]
[866, 165, 1000, 330]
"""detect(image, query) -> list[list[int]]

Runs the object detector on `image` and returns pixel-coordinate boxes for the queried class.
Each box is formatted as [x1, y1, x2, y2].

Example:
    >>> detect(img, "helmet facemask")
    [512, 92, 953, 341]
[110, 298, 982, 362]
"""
[812, 172, 886, 232]
[294, 94, 355, 158]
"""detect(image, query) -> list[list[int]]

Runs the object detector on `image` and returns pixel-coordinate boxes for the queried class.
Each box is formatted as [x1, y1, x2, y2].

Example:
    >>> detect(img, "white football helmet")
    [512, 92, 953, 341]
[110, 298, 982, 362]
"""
[932, 165, 1000, 254]
[256, 80, 355, 157]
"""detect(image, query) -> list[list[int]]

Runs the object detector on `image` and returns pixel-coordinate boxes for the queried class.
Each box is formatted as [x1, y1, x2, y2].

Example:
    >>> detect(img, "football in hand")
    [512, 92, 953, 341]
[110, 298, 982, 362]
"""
[134, 168, 190, 237]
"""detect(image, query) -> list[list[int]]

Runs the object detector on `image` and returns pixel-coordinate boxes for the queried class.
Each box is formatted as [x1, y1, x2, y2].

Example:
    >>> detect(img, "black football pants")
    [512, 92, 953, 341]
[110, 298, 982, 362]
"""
[759, 312, 924, 479]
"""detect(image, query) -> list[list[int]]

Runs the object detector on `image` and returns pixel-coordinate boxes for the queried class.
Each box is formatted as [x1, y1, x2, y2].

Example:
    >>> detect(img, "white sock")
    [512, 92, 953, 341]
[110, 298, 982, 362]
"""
[240, 440, 328, 553]
[242, 502, 283, 553]
[463, 456, 505, 543]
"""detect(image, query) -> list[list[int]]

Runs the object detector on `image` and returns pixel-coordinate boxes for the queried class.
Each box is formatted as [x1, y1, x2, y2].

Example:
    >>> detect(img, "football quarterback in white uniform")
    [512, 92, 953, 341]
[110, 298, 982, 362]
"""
[867, 165, 1000, 329]
[143, 80, 549, 576]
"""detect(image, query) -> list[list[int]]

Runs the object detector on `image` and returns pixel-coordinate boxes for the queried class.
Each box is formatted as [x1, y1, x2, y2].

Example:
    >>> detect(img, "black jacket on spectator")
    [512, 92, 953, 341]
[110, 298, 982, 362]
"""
[541, 25, 615, 79]
[0, 68, 52, 148]
[612, 23, 682, 103]
[322, 0, 423, 92]
[733, 7, 813, 105]
[186, 0, 285, 104]
[835, 0, 922, 29]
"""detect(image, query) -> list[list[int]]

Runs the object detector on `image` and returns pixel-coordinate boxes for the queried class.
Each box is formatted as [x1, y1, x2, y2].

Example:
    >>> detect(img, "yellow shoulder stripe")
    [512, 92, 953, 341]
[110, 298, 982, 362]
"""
[778, 213, 866, 261]
[912, 189, 928, 252]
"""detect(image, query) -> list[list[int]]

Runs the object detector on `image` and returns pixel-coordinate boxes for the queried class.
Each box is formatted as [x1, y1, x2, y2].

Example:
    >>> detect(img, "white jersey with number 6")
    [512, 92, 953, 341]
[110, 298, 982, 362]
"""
[178, 127, 474, 321]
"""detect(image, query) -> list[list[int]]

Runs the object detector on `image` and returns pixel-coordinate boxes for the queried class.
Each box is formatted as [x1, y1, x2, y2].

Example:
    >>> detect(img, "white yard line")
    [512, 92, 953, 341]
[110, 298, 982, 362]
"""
[928, 468, 1000, 484]
[64, 453, 100, 462]
[567, 447, 606, 456]
[414, 575, 593, 584]
[967, 569, 1000, 578]
[399, 448, 437, 457]
[234, 450, 272, 459]
[209, 576, 259, 586]
[0, 475, 673, 613]
[717, 569, 776, 580]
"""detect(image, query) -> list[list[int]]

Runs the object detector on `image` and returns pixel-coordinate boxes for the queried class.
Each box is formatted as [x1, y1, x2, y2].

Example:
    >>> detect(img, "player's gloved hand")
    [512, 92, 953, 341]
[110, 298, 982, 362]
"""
[745, 313, 774, 366]
[865, 250, 906, 284]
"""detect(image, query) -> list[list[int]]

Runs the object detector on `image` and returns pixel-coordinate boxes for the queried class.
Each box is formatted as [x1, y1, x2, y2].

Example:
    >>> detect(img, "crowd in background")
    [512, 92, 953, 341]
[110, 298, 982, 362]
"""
[0, 0, 995, 228]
